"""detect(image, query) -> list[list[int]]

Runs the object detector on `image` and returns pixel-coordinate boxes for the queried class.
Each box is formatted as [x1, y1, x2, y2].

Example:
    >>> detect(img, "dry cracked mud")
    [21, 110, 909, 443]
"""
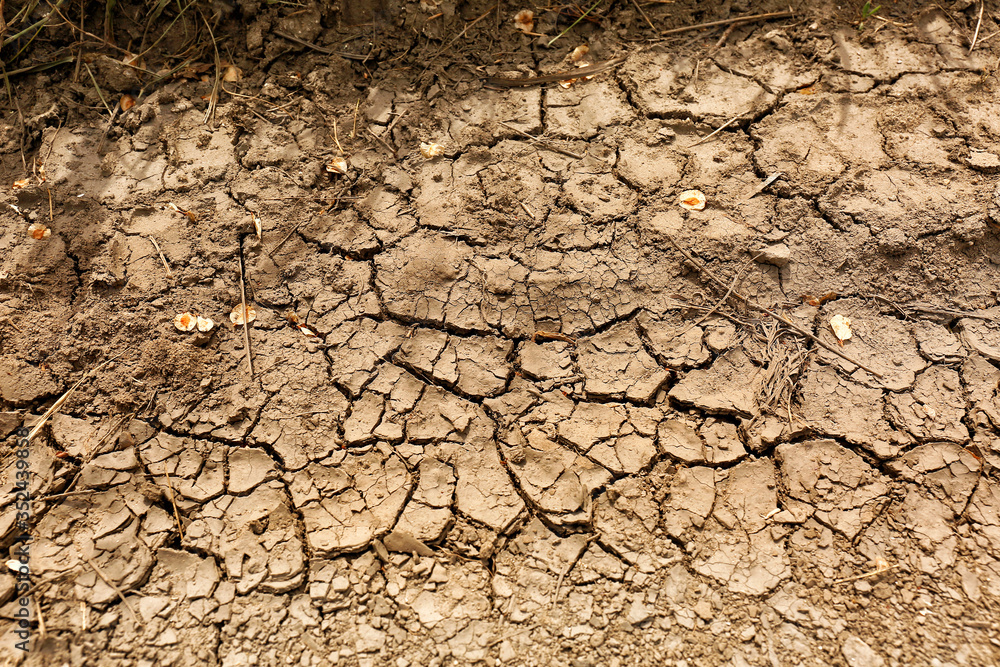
[1, 0, 1000, 665]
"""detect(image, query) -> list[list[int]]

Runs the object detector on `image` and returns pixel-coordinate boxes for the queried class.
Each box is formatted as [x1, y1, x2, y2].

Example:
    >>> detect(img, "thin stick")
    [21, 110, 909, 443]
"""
[499, 122, 584, 159]
[675, 258, 757, 339]
[33, 596, 46, 640]
[85, 557, 142, 624]
[163, 469, 184, 536]
[147, 236, 173, 279]
[661, 10, 795, 37]
[26, 356, 120, 442]
[272, 30, 372, 60]
[237, 247, 254, 377]
[367, 126, 396, 156]
[201, 13, 222, 126]
[629, 0, 656, 33]
[267, 219, 307, 256]
[431, 4, 497, 60]
[688, 111, 743, 147]
[332, 113, 344, 154]
[969, 1, 984, 55]
[83, 62, 112, 114]
[548, 0, 602, 46]
[662, 233, 885, 378]
[351, 99, 361, 138]
[832, 562, 900, 585]
[485, 55, 626, 88]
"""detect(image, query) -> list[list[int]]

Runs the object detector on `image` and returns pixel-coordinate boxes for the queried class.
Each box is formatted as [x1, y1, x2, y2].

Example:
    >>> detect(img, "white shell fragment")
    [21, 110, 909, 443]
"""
[173, 312, 197, 332]
[230, 304, 257, 326]
[196, 316, 215, 333]
[326, 157, 348, 175]
[678, 190, 707, 211]
[513, 9, 534, 33]
[419, 142, 445, 159]
[27, 222, 51, 239]
[829, 314, 853, 343]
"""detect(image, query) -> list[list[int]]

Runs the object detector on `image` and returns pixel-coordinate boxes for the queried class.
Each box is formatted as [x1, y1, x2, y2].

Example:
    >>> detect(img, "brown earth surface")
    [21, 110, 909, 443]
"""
[2, 0, 1000, 665]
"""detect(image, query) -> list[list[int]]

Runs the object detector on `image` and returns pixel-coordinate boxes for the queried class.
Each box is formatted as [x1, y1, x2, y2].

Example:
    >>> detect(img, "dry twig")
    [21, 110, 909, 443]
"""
[237, 246, 254, 378]
[499, 122, 584, 159]
[660, 10, 795, 37]
[969, 2, 985, 54]
[85, 558, 142, 624]
[663, 234, 884, 378]
[147, 236, 173, 279]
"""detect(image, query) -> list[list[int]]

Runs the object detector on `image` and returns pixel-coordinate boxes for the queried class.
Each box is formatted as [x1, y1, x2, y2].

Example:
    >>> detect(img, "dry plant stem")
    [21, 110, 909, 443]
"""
[660, 10, 795, 36]
[865, 295, 999, 321]
[147, 236, 173, 279]
[34, 596, 46, 640]
[499, 122, 584, 159]
[163, 469, 185, 536]
[484, 55, 627, 88]
[332, 113, 344, 154]
[26, 356, 119, 442]
[969, 1, 984, 54]
[662, 233, 885, 378]
[96, 101, 121, 154]
[831, 562, 900, 585]
[237, 247, 254, 378]
[688, 111, 742, 147]
[367, 126, 396, 156]
[533, 330, 577, 346]
[201, 14, 222, 125]
[431, 3, 498, 62]
[629, 0, 656, 33]
[675, 258, 756, 339]
[273, 30, 371, 60]
[85, 557, 142, 624]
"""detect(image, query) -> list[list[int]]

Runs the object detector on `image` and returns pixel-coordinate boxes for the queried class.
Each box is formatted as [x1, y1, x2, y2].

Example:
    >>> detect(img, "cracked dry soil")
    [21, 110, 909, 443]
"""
[2, 0, 1000, 665]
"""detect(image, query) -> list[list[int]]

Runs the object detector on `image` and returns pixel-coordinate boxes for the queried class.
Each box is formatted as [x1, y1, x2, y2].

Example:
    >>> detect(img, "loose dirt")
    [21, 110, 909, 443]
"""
[1, 0, 1000, 665]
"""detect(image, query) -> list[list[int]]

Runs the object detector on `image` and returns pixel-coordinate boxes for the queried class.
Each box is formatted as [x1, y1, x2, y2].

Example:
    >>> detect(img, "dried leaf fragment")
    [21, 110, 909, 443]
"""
[326, 157, 348, 175]
[419, 142, 445, 159]
[513, 9, 534, 33]
[230, 304, 257, 326]
[174, 312, 197, 332]
[829, 314, 852, 344]
[120, 94, 136, 111]
[678, 189, 707, 211]
[196, 316, 215, 333]
[12, 178, 29, 189]
[27, 223, 51, 240]
[251, 213, 262, 239]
